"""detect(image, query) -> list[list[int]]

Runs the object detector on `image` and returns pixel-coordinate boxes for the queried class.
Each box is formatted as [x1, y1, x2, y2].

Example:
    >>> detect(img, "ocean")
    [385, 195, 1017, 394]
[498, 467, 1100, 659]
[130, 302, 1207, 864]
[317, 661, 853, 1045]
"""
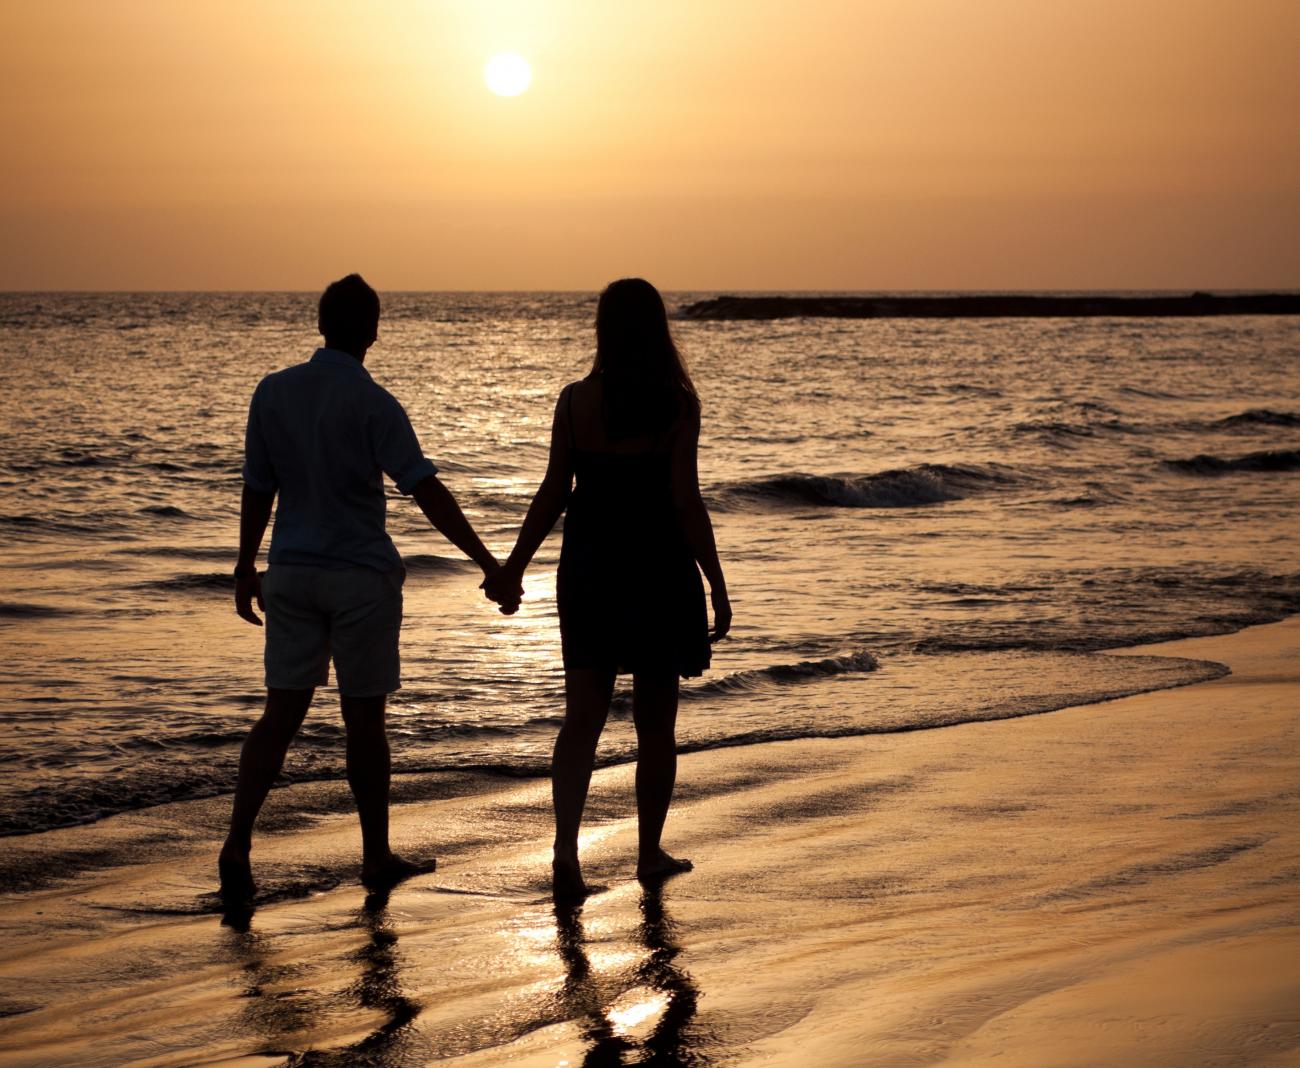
[2, 292, 1298, 840]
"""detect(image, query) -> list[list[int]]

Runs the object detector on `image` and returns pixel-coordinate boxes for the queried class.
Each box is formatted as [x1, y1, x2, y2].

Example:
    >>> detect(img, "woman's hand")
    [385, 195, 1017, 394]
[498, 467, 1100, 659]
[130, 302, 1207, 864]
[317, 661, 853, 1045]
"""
[709, 587, 732, 643]
[481, 562, 524, 615]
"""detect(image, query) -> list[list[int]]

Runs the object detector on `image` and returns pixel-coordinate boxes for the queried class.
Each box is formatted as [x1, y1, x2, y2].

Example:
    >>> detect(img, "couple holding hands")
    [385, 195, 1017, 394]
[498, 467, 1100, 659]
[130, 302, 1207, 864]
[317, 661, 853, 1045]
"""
[220, 274, 730, 906]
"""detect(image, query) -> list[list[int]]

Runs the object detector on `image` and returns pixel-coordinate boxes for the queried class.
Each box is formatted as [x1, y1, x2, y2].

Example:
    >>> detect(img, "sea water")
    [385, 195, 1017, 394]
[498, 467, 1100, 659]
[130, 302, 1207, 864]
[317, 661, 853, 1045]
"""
[1, 292, 1297, 837]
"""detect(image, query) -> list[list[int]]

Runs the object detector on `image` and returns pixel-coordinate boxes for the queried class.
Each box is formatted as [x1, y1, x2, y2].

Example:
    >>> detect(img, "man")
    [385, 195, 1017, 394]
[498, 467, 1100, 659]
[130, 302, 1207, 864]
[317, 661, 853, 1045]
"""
[220, 273, 518, 905]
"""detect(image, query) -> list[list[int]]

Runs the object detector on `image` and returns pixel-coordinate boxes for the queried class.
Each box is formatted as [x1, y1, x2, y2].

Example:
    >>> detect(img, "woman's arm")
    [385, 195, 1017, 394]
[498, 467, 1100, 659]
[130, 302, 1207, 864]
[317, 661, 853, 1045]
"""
[483, 388, 575, 602]
[671, 400, 731, 642]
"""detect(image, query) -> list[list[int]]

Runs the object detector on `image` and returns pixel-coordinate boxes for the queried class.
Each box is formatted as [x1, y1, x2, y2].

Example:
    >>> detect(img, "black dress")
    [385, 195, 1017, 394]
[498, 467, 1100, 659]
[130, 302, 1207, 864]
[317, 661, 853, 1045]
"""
[556, 385, 711, 679]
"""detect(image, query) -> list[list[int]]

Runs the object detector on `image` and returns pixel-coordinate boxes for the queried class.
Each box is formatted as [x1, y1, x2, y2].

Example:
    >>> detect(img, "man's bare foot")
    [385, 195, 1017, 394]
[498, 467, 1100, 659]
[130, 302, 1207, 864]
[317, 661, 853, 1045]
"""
[218, 849, 256, 906]
[552, 853, 588, 902]
[361, 853, 436, 890]
[636, 849, 693, 882]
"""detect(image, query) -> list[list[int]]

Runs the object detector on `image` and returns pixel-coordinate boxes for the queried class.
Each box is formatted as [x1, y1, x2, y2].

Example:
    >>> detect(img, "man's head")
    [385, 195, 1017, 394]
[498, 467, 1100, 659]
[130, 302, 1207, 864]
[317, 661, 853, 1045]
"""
[318, 274, 380, 355]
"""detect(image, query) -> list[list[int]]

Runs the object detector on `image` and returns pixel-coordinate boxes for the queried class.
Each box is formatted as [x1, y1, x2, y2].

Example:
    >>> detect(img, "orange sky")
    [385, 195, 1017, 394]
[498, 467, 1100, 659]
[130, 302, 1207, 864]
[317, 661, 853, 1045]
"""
[3, 0, 1297, 290]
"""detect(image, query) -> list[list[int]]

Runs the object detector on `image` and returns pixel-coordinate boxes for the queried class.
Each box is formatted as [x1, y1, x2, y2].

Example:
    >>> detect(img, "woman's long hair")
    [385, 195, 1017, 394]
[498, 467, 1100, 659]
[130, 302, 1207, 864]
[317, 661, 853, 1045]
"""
[591, 278, 697, 440]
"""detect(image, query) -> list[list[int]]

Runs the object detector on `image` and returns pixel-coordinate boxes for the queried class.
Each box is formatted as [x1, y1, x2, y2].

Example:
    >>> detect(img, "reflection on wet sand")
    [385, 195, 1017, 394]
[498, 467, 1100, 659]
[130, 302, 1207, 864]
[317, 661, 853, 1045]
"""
[225, 924, 323, 1049]
[216, 884, 701, 1064]
[553, 885, 705, 1066]
[221, 887, 424, 1065]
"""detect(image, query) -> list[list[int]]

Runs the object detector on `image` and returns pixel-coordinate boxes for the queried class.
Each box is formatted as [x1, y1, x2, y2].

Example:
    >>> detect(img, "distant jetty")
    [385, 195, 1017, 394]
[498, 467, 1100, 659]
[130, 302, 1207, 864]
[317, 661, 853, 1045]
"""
[677, 292, 1300, 320]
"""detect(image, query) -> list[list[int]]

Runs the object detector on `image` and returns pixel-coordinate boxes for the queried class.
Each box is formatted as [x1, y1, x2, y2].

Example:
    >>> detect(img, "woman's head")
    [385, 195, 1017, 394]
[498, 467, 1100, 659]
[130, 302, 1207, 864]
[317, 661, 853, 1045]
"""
[592, 278, 696, 438]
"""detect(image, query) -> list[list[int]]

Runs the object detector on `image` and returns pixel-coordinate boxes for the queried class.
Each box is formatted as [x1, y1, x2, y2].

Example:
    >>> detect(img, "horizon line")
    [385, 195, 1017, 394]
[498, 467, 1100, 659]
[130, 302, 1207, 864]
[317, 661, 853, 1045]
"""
[4, 286, 1300, 296]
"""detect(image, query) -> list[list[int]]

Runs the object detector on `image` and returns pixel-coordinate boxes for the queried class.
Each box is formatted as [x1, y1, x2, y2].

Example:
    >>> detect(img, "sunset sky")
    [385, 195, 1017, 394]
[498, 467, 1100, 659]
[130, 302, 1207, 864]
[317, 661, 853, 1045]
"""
[3, 0, 1297, 290]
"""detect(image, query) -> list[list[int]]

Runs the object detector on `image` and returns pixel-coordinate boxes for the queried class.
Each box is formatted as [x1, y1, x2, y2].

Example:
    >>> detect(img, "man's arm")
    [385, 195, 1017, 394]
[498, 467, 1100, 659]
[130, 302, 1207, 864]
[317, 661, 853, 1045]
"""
[372, 392, 513, 609]
[236, 382, 278, 626]
[410, 475, 500, 577]
[234, 484, 275, 626]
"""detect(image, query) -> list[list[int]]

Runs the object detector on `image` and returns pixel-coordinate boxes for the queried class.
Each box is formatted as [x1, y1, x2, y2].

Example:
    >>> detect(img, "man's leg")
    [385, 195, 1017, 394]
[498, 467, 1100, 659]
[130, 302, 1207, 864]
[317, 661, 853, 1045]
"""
[340, 693, 392, 874]
[330, 567, 431, 888]
[340, 692, 433, 888]
[220, 686, 314, 891]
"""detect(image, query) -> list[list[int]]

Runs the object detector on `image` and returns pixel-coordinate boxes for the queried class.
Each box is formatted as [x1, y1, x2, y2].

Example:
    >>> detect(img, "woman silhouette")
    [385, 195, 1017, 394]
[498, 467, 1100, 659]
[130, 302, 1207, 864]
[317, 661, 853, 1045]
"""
[487, 279, 730, 899]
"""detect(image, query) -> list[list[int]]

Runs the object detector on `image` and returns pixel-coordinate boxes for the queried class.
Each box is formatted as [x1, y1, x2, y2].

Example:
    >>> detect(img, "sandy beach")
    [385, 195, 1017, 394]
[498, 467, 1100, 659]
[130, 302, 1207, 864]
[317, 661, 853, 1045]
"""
[1, 618, 1298, 1066]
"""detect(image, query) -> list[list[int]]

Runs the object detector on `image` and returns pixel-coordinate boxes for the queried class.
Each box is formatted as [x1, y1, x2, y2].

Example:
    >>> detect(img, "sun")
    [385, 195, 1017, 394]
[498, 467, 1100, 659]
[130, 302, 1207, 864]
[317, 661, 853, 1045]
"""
[484, 53, 532, 97]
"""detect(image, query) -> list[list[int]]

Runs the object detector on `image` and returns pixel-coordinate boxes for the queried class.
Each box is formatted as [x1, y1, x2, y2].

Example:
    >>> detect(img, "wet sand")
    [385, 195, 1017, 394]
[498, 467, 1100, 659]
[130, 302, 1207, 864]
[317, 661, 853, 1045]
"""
[1, 619, 1298, 1066]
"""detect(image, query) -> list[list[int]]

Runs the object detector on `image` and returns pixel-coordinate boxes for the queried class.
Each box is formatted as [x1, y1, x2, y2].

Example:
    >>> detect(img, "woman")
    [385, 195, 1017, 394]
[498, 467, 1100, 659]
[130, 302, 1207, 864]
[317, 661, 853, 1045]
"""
[485, 278, 731, 899]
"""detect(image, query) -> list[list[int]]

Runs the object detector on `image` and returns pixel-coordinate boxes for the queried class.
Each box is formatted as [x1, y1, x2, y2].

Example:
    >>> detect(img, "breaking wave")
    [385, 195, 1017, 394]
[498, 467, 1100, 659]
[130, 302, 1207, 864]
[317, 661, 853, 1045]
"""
[714, 463, 1024, 509]
[684, 650, 880, 699]
[1163, 449, 1300, 475]
[1209, 409, 1300, 429]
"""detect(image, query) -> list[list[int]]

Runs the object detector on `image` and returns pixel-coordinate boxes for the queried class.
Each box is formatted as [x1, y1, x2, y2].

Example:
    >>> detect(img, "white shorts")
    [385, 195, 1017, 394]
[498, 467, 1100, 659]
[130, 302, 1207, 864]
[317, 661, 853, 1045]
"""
[262, 565, 404, 696]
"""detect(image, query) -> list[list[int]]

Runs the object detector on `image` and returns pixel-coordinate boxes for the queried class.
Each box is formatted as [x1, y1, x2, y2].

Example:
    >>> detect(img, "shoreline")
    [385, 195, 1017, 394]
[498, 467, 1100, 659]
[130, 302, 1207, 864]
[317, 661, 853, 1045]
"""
[0, 619, 1297, 1063]
[0, 625, 1254, 845]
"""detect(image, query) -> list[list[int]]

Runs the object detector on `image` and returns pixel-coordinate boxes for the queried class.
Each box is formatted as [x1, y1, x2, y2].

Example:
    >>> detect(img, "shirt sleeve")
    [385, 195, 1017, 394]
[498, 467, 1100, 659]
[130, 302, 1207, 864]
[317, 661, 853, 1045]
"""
[373, 391, 438, 494]
[241, 382, 279, 494]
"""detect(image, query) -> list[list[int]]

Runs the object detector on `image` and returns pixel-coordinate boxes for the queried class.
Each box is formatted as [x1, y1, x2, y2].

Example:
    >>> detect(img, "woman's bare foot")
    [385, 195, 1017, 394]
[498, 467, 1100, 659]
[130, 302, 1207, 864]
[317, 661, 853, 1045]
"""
[218, 846, 256, 906]
[361, 852, 436, 890]
[636, 848, 693, 882]
[552, 851, 588, 902]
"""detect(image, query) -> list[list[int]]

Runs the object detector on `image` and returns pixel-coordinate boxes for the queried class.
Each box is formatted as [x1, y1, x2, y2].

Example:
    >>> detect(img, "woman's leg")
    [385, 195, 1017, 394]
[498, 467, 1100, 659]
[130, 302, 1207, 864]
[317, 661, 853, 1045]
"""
[632, 671, 693, 880]
[552, 666, 616, 896]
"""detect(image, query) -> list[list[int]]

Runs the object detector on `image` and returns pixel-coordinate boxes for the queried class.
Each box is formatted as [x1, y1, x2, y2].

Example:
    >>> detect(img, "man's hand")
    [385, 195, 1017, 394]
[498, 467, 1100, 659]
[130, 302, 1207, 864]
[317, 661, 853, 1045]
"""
[235, 570, 265, 626]
[481, 563, 524, 616]
[235, 484, 274, 625]
[709, 587, 732, 643]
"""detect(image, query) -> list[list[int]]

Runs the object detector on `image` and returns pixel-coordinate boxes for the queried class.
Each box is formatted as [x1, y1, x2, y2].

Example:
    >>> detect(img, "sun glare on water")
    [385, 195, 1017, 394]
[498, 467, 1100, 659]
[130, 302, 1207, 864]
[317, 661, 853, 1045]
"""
[484, 52, 532, 96]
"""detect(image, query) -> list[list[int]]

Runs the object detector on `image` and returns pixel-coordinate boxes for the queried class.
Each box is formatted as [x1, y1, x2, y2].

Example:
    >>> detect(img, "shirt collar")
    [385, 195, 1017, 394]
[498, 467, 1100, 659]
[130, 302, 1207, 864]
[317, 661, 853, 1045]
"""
[311, 347, 371, 377]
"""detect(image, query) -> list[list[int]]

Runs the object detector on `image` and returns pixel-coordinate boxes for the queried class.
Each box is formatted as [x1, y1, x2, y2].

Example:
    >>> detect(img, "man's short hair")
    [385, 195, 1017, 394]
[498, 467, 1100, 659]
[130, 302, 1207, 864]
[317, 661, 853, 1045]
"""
[318, 274, 380, 347]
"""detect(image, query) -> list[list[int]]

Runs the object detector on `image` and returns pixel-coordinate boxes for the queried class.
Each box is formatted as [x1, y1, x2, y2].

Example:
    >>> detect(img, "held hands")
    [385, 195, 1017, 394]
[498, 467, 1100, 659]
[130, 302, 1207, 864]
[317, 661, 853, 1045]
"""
[234, 562, 524, 622]
[481, 562, 524, 615]
[709, 587, 732, 643]
[234, 570, 264, 626]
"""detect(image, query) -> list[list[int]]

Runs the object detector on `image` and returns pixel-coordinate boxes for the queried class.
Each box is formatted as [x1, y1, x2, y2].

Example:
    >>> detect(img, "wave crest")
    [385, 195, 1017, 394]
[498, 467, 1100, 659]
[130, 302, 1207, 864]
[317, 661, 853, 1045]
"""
[714, 463, 1021, 509]
[1210, 409, 1300, 429]
[0, 602, 74, 620]
[685, 650, 880, 698]
[1163, 449, 1300, 475]
[135, 572, 232, 593]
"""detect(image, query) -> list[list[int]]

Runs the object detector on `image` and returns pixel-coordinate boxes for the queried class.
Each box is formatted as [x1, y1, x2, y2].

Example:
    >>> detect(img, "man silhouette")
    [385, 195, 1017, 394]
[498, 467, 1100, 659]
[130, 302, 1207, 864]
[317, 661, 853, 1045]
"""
[220, 274, 516, 904]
